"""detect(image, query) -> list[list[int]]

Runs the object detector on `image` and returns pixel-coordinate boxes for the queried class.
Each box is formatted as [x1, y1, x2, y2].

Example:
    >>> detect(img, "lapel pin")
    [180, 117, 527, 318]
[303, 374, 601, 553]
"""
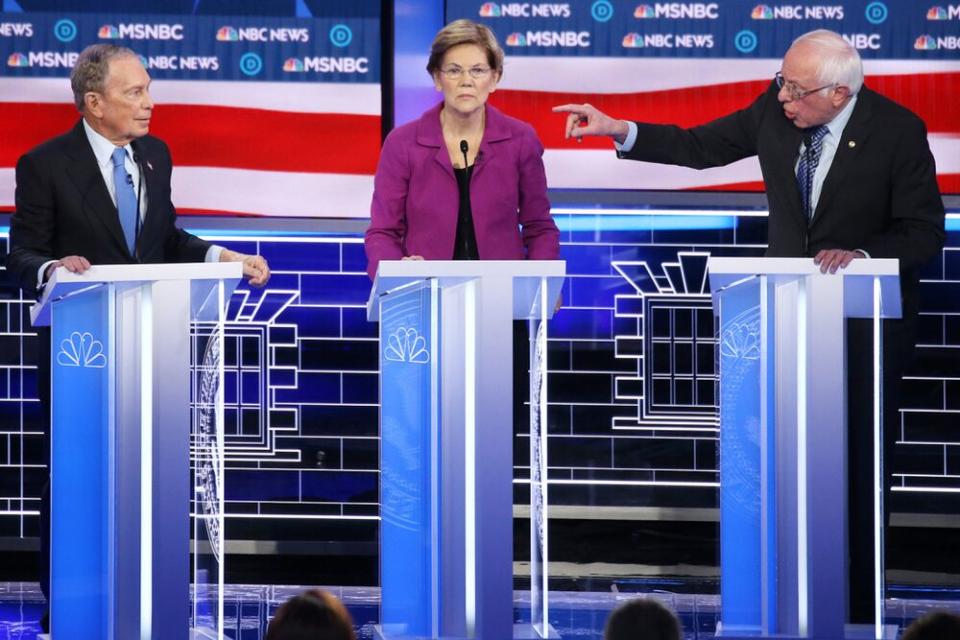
[147, 160, 154, 171]
[848, 140, 856, 148]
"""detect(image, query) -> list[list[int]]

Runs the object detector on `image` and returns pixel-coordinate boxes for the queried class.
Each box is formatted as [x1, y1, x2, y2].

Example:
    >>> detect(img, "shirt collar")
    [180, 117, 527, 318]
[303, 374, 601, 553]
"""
[82, 118, 133, 168]
[824, 94, 858, 139]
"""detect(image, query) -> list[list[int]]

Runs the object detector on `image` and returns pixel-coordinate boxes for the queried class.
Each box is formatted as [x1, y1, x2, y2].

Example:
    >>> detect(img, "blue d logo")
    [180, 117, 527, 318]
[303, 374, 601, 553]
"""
[591, 0, 614, 22]
[734, 30, 758, 54]
[330, 24, 352, 48]
[239, 52, 263, 77]
[54, 19, 77, 43]
[865, 2, 888, 25]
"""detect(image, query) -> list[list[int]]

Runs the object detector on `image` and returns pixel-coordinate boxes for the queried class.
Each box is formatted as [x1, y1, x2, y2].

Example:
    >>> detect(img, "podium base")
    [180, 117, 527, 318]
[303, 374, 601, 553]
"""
[714, 622, 898, 640]
[374, 623, 561, 639]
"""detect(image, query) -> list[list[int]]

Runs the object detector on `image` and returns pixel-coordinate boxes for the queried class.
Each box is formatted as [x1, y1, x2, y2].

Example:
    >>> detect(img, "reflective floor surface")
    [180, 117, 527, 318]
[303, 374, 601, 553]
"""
[1, 582, 958, 639]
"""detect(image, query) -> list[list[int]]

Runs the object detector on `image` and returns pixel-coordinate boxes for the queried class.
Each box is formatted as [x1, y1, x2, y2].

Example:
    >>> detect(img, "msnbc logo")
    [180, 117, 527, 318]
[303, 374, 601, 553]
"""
[751, 4, 774, 19]
[7, 52, 28, 67]
[505, 32, 527, 46]
[634, 4, 654, 18]
[98, 24, 120, 39]
[926, 6, 959, 19]
[216, 26, 239, 41]
[282, 57, 305, 72]
[914, 35, 937, 49]
[479, 2, 501, 16]
[622, 32, 643, 47]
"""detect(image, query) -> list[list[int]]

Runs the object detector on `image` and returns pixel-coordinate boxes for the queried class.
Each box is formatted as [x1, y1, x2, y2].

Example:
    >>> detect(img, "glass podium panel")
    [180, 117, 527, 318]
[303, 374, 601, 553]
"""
[379, 280, 437, 637]
[191, 280, 229, 639]
[716, 275, 767, 635]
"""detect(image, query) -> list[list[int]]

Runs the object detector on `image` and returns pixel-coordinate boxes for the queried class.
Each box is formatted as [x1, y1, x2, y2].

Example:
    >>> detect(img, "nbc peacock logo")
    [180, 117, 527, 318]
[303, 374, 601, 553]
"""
[282, 57, 305, 72]
[622, 32, 644, 48]
[7, 52, 29, 67]
[98, 24, 119, 39]
[479, 2, 501, 17]
[751, 4, 774, 19]
[914, 34, 938, 49]
[505, 32, 526, 46]
[633, 4, 655, 18]
[216, 26, 239, 41]
[927, 6, 948, 19]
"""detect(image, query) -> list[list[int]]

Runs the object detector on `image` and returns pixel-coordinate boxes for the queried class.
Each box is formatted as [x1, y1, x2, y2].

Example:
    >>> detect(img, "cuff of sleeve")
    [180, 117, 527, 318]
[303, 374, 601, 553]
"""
[37, 260, 57, 290]
[205, 245, 225, 263]
[613, 121, 638, 155]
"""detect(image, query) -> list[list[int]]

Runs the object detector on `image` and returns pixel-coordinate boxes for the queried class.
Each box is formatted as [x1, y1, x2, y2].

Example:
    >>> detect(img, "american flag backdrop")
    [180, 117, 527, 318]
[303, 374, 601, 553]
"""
[453, 0, 960, 195]
[0, 3, 381, 218]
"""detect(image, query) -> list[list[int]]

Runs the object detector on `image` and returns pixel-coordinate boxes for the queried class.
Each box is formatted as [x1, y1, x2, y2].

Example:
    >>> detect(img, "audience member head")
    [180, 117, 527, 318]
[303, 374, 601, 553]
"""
[604, 597, 682, 640]
[900, 610, 960, 640]
[264, 588, 356, 640]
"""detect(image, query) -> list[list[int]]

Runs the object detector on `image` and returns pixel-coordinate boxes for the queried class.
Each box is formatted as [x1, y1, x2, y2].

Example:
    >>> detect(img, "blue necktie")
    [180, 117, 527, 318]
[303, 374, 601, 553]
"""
[796, 125, 828, 219]
[111, 147, 138, 254]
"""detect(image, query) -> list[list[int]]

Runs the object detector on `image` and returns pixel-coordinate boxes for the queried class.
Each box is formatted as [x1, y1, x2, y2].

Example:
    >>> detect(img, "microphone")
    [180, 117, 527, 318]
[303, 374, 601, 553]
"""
[459, 139, 469, 170]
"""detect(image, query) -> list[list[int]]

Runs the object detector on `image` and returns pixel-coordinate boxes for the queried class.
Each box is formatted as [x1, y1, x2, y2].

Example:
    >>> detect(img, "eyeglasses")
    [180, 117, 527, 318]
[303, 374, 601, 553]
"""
[775, 71, 837, 102]
[439, 65, 492, 80]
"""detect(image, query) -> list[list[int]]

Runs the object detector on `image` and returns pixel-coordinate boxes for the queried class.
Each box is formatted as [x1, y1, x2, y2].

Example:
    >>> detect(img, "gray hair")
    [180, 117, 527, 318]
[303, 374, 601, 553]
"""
[70, 44, 139, 111]
[792, 29, 863, 96]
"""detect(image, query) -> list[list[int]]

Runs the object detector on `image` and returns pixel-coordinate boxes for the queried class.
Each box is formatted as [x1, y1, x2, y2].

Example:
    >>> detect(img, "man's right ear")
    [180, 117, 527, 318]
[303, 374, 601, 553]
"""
[84, 92, 102, 117]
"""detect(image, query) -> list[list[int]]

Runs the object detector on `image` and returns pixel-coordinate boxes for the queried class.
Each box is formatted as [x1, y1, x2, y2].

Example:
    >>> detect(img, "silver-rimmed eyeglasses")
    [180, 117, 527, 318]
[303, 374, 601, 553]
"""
[775, 71, 836, 102]
[440, 65, 492, 80]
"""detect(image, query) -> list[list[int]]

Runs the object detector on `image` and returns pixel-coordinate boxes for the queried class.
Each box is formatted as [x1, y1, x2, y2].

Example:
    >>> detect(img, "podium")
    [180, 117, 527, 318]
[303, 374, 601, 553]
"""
[32, 262, 242, 640]
[707, 257, 901, 640]
[367, 260, 565, 640]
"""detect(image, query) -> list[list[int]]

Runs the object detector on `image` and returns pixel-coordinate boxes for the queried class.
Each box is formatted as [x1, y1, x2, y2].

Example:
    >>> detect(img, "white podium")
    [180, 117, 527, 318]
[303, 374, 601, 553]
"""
[32, 262, 241, 640]
[708, 257, 901, 640]
[367, 260, 565, 640]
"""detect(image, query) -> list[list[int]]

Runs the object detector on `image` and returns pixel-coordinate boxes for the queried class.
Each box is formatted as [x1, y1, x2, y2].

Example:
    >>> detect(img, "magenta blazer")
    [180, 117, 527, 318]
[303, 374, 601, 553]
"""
[365, 102, 560, 279]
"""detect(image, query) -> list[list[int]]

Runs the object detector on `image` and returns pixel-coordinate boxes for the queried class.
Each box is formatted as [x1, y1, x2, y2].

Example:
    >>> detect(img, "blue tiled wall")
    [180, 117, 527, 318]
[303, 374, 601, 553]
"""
[0, 213, 957, 542]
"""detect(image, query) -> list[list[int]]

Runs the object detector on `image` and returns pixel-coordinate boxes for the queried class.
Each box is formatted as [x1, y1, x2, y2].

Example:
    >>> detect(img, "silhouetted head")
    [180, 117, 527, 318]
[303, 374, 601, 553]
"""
[264, 589, 356, 640]
[901, 610, 960, 640]
[604, 598, 682, 640]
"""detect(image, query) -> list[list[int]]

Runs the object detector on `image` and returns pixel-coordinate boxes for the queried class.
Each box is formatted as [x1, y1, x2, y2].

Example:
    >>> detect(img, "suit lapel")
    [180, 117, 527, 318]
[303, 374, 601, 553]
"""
[810, 90, 873, 227]
[63, 121, 131, 257]
[131, 139, 158, 253]
[771, 121, 807, 229]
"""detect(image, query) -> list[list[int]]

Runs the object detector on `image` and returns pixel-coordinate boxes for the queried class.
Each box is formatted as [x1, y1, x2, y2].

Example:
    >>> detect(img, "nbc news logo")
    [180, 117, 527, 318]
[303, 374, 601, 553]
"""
[216, 26, 239, 41]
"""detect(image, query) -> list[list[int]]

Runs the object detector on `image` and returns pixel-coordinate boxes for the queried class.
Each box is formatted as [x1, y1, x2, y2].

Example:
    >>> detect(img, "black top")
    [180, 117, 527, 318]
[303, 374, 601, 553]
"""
[452, 166, 479, 260]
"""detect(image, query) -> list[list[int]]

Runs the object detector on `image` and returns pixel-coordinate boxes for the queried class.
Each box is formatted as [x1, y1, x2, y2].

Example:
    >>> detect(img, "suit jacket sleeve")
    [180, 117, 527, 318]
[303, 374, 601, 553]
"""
[7, 152, 56, 294]
[620, 89, 767, 169]
[365, 130, 409, 280]
[858, 116, 945, 269]
[517, 126, 559, 260]
[155, 142, 212, 263]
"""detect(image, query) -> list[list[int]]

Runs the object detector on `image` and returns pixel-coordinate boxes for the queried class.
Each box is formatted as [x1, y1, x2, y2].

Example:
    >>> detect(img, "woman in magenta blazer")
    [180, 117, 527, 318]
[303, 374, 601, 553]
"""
[364, 19, 560, 279]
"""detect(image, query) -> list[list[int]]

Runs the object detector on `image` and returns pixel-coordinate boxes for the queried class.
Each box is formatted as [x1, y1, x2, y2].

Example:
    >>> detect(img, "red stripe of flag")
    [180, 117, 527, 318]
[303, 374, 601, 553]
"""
[0, 103, 381, 174]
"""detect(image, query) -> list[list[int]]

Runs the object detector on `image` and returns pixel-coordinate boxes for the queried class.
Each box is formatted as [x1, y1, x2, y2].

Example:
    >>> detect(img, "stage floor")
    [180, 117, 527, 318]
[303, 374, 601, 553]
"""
[1, 582, 958, 639]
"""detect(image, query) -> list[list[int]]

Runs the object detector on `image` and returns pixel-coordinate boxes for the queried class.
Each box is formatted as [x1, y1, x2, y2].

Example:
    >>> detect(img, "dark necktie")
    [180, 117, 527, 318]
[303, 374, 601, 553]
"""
[796, 125, 829, 219]
[111, 147, 138, 253]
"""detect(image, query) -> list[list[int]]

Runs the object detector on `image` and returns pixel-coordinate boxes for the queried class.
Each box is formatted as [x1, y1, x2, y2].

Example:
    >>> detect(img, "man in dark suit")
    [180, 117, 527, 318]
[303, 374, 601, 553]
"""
[6, 43, 271, 630]
[555, 29, 945, 623]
